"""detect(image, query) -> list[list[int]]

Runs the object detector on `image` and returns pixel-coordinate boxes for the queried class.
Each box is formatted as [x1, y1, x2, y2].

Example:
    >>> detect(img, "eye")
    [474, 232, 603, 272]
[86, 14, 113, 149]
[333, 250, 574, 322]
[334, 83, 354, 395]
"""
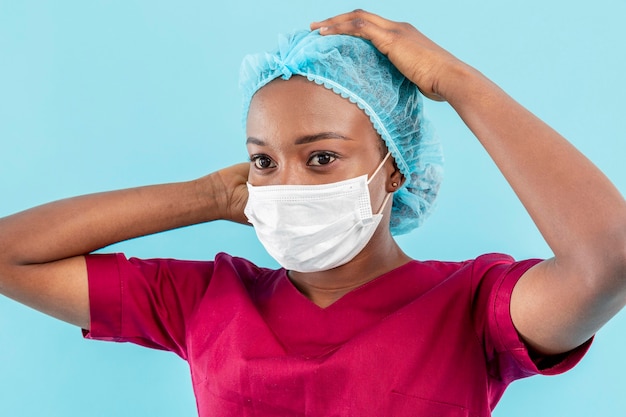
[307, 152, 337, 166]
[250, 154, 276, 170]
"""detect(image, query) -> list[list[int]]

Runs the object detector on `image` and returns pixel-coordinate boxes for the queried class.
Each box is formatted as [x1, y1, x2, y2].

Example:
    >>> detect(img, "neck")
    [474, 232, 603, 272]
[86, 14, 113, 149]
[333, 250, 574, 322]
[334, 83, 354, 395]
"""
[287, 227, 411, 308]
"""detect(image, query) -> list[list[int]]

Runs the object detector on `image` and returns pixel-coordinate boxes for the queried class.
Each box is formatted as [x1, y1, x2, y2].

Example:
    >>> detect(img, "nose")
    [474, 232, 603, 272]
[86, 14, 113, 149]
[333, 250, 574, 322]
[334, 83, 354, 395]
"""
[267, 159, 311, 186]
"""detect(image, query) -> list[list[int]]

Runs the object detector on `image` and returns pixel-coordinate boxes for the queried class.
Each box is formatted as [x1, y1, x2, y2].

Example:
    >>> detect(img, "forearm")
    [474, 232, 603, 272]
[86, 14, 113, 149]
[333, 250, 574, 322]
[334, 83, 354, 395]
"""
[0, 172, 226, 267]
[313, 9, 626, 269]
[312, 7, 626, 353]
[443, 64, 626, 281]
[0, 164, 248, 328]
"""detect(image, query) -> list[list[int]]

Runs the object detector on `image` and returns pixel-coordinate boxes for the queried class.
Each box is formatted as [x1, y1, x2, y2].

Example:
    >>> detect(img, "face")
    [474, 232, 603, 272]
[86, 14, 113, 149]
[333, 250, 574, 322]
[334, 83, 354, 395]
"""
[246, 76, 397, 211]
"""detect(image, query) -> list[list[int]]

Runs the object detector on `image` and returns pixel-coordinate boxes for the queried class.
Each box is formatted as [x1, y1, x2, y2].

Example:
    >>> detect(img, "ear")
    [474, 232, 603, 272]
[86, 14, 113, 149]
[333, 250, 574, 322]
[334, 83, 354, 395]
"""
[386, 168, 405, 193]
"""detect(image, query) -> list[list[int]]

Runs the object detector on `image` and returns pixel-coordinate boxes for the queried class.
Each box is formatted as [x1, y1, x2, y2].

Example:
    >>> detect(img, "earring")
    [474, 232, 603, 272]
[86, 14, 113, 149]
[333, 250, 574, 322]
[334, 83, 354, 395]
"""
[392, 182, 398, 188]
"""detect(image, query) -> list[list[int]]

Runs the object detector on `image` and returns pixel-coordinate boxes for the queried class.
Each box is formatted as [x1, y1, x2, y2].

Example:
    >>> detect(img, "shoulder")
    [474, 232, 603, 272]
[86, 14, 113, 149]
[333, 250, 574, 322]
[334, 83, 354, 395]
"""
[86, 251, 282, 288]
[406, 253, 542, 301]
[211, 252, 283, 283]
[418, 253, 541, 279]
[413, 252, 532, 277]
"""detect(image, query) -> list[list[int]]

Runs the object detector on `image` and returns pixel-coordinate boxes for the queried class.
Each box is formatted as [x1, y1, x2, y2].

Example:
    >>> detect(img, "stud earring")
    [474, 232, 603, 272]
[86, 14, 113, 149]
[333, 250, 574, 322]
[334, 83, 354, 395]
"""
[392, 182, 398, 188]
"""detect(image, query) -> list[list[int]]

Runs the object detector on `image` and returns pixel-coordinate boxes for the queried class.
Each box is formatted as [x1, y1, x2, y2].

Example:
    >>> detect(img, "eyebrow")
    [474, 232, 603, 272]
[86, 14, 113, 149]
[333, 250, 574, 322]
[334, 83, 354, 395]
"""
[246, 132, 353, 146]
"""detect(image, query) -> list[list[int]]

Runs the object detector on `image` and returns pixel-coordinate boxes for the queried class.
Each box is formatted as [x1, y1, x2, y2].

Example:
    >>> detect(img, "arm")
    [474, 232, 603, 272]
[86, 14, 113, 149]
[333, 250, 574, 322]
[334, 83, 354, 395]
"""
[312, 10, 626, 354]
[0, 163, 249, 330]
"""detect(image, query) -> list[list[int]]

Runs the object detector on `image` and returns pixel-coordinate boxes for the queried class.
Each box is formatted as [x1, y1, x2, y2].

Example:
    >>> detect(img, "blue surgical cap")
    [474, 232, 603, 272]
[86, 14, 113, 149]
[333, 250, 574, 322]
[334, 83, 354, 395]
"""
[239, 29, 443, 235]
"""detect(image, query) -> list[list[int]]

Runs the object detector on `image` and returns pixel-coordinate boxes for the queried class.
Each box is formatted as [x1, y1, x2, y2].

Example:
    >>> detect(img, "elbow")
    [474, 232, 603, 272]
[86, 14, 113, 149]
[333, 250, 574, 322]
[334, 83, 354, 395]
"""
[616, 232, 626, 290]
[610, 225, 626, 288]
[0, 238, 13, 279]
[559, 220, 626, 299]
[582, 228, 626, 299]
[0, 228, 27, 292]
[0, 237, 19, 270]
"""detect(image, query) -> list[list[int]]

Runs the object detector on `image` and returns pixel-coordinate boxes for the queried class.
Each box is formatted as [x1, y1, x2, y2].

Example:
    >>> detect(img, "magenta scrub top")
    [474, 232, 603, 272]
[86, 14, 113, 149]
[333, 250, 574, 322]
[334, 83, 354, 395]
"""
[84, 252, 590, 417]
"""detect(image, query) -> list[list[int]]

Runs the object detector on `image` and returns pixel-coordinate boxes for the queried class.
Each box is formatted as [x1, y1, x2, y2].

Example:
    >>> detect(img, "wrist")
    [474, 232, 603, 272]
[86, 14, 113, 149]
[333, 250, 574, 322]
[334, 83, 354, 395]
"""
[435, 61, 488, 105]
[199, 164, 250, 225]
[191, 173, 228, 222]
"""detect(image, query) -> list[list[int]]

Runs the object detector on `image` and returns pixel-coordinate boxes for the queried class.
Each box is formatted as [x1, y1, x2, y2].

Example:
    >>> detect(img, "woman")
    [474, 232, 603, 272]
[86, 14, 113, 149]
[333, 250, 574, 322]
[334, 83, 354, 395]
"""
[0, 9, 624, 416]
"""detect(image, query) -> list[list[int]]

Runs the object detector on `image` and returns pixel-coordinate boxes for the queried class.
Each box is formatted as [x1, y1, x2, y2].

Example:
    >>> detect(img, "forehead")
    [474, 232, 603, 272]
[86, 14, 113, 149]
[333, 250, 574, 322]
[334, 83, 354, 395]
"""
[246, 76, 380, 143]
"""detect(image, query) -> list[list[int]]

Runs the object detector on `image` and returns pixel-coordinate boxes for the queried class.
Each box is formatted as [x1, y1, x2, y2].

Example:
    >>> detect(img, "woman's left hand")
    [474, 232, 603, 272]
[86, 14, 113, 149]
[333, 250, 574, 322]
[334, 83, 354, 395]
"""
[311, 9, 464, 102]
[317, 9, 626, 357]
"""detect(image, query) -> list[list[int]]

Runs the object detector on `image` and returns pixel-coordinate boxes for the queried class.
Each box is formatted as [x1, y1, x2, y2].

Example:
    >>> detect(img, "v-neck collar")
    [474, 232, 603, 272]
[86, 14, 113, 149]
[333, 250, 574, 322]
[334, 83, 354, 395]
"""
[253, 260, 443, 357]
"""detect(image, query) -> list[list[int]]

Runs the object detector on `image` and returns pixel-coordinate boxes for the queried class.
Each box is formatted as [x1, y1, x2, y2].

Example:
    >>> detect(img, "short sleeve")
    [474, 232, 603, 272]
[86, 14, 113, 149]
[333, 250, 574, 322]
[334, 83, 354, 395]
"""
[472, 254, 592, 385]
[83, 253, 215, 360]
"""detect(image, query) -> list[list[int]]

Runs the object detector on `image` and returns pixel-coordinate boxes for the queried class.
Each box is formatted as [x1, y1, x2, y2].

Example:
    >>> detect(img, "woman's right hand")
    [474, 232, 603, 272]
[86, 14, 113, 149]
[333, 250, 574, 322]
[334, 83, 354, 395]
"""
[212, 162, 250, 225]
[0, 162, 250, 329]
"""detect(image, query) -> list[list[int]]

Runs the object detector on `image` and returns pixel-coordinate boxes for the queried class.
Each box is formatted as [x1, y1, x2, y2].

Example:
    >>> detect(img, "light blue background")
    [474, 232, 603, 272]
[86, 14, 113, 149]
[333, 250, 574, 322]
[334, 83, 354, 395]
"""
[1, 1, 625, 416]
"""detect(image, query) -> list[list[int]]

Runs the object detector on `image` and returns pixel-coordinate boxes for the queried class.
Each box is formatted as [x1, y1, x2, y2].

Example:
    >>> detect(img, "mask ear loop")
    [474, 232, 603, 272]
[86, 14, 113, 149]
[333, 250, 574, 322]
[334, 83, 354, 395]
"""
[374, 191, 393, 215]
[366, 152, 394, 215]
[366, 152, 392, 185]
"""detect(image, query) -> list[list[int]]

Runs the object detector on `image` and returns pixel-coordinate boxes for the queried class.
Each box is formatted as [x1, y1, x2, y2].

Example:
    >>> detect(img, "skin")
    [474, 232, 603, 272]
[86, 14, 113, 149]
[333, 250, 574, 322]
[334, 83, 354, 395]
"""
[0, 9, 624, 359]
[311, 10, 626, 354]
[246, 76, 408, 307]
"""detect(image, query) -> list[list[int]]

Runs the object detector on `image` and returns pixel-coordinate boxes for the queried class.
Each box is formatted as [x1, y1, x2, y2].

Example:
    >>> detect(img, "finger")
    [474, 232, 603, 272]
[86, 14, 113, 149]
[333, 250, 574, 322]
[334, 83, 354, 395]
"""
[310, 9, 393, 32]
[312, 14, 397, 55]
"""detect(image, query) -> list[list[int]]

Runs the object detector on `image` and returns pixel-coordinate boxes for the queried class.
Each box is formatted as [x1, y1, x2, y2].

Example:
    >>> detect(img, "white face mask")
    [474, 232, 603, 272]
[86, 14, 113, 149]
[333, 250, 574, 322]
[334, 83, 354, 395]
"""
[244, 153, 392, 273]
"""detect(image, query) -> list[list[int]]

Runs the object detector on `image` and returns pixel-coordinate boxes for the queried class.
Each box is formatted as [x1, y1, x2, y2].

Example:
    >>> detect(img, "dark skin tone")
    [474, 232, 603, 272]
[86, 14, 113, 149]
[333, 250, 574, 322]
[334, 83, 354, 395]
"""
[246, 76, 408, 308]
[0, 10, 624, 359]
[311, 10, 626, 354]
